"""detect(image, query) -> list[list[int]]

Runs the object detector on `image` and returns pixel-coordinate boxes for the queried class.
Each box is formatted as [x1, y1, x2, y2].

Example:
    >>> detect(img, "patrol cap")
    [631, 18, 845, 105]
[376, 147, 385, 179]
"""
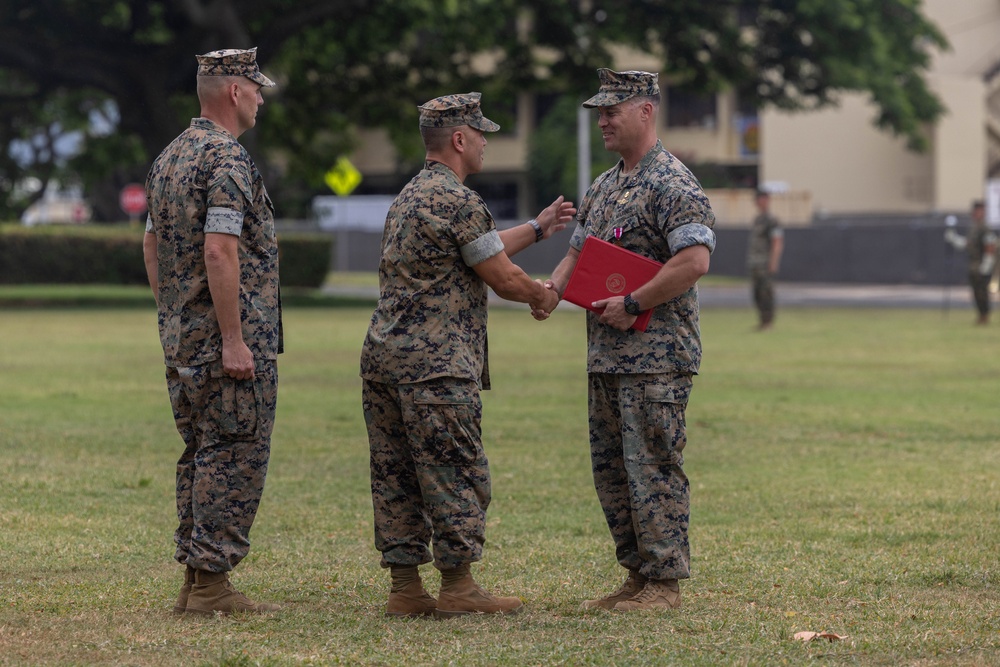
[418, 92, 500, 132]
[196, 47, 275, 88]
[582, 68, 659, 108]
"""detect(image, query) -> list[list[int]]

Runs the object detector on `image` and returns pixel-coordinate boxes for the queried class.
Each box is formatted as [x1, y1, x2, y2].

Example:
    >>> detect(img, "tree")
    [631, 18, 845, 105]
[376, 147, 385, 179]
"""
[0, 0, 948, 220]
[528, 96, 617, 210]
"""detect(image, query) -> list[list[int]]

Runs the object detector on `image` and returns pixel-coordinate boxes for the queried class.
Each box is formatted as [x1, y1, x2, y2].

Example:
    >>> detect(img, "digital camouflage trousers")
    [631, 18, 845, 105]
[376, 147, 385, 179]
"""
[969, 270, 991, 318]
[363, 377, 490, 571]
[166, 359, 277, 573]
[589, 372, 692, 581]
[750, 267, 776, 325]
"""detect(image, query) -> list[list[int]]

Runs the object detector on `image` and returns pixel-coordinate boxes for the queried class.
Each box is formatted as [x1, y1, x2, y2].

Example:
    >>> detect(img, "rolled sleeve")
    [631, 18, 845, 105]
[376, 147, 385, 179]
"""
[205, 207, 243, 235]
[668, 223, 716, 255]
[460, 229, 504, 266]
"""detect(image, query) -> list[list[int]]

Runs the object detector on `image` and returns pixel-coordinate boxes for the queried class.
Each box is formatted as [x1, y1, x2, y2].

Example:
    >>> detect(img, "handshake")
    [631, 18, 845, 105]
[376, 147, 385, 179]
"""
[530, 280, 560, 321]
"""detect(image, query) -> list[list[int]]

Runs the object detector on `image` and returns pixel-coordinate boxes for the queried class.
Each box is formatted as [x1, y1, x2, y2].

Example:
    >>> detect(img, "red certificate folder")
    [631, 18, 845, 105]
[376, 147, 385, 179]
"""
[563, 236, 662, 331]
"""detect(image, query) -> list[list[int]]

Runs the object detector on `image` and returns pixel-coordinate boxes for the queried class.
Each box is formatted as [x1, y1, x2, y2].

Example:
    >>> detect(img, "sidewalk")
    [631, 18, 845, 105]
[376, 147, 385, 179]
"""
[322, 281, 973, 309]
[699, 282, 970, 309]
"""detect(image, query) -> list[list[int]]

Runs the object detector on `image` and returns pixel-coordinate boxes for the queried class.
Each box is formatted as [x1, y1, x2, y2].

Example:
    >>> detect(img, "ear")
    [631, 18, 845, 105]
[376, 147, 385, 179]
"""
[451, 129, 465, 153]
[228, 81, 242, 106]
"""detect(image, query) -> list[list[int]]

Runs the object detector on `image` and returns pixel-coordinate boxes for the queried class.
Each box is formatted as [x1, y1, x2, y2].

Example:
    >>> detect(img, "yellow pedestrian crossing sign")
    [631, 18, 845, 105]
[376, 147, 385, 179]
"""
[324, 157, 362, 196]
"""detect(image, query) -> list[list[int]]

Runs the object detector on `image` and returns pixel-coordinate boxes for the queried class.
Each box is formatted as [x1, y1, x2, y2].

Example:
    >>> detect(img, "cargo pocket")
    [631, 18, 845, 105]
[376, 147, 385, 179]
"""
[642, 379, 692, 466]
[210, 368, 261, 440]
[411, 382, 483, 466]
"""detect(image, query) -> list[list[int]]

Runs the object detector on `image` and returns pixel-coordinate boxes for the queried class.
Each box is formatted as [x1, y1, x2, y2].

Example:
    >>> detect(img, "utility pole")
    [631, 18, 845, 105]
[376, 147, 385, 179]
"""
[577, 105, 590, 203]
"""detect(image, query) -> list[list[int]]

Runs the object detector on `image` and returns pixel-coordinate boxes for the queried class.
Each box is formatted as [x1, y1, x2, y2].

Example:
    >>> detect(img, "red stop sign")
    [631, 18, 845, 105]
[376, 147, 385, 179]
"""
[119, 183, 147, 216]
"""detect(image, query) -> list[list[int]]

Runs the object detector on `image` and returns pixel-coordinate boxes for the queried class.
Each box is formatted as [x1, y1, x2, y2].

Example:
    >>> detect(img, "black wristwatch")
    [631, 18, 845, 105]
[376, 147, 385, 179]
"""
[623, 293, 644, 316]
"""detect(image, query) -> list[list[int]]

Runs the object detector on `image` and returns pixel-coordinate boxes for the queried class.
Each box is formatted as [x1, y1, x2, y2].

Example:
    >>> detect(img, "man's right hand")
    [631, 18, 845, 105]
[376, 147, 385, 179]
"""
[531, 281, 560, 321]
[222, 340, 255, 380]
[944, 228, 967, 250]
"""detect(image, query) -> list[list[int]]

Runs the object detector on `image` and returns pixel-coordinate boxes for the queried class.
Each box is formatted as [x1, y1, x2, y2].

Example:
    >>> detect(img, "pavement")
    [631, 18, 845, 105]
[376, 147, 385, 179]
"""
[697, 282, 970, 309]
[323, 281, 974, 310]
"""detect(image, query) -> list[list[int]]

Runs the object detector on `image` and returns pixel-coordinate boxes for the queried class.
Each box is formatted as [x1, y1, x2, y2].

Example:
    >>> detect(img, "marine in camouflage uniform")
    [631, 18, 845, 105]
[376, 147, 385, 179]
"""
[143, 48, 282, 615]
[546, 69, 716, 611]
[945, 200, 996, 324]
[361, 154, 499, 572]
[746, 191, 784, 329]
[361, 93, 570, 618]
[965, 201, 995, 323]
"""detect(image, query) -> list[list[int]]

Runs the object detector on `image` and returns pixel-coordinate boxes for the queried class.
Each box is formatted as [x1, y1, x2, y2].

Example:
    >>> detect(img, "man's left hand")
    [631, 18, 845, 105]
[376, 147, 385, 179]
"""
[593, 296, 635, 331]
[535, 196, 577, 240]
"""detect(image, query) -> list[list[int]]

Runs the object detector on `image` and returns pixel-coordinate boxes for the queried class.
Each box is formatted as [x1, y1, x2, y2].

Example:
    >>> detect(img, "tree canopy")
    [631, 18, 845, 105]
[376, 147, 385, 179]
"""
[0, 0, 948, 220]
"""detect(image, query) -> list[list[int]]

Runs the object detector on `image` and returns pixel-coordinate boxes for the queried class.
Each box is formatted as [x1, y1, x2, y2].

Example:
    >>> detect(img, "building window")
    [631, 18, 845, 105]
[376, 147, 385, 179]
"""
[466, 177, 519, 220]
[533, 93, 561, 128]
[666, 88, 717, 129]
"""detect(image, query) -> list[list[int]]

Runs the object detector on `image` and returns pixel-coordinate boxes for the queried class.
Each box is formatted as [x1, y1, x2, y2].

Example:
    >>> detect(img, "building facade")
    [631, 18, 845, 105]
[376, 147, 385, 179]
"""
[761, 0, 1000, 218]
[347, 0, 1000, 225]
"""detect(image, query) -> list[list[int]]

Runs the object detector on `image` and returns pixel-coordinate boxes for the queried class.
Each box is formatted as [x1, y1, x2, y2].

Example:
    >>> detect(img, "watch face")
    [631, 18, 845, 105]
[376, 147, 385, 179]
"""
[624, 295, 641, 315]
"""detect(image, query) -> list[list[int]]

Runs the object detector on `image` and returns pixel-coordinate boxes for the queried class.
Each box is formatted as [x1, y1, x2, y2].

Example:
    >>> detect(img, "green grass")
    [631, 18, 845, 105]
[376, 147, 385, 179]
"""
[0, 283, 157, 307]
[0, 272, 742, 309]
[0, 283, 367, 309]
[1, 302, 998, 666]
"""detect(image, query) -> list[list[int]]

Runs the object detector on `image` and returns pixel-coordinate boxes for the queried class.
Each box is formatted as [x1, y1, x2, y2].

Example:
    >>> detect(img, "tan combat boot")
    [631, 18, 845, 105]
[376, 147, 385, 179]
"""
[385, 565, 437, 618]
[173, 565, 196, 615]
[184, 570, 281, 616]
[613, 578, 681, 611]
[434, 564, 523, 618]
[581, 570, 647, 610]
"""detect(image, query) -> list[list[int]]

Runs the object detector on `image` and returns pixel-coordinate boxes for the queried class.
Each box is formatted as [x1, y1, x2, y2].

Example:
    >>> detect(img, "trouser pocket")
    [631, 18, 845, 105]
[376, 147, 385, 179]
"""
[209, 367, 261, 440]
[640, 378, 691, 466]
[410, 380, 483, 466]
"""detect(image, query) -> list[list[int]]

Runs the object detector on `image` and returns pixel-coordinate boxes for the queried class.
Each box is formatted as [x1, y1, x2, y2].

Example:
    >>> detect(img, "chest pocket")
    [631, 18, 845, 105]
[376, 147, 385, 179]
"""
[595, 187, 668, 261]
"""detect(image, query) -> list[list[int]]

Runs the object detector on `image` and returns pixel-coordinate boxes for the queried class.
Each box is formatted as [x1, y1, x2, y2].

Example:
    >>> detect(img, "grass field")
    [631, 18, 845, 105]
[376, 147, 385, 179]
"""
[1, 296, 998, 666]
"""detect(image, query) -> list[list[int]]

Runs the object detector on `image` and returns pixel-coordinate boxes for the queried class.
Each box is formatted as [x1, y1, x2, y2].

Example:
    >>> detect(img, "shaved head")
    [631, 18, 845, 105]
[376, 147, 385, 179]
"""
[196, 75, 242, 104]
[420, 125, 460, 153]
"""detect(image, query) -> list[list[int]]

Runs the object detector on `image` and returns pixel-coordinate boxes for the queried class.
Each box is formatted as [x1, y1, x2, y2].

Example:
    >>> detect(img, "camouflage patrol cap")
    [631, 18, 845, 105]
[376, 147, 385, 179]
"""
[196, 48, 275, 88]
[418, 92, 500, 132]
[582, 68, 659, 108]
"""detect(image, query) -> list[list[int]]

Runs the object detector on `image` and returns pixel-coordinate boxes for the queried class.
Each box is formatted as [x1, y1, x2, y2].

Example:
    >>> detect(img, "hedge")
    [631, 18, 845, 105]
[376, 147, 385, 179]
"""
[273, 232, 335, 288]
[0, 224, 333, 288]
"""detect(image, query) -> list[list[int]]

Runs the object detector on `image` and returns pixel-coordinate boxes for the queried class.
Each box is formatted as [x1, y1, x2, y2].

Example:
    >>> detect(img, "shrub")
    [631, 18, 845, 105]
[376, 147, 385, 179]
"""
[0, 224, 332, 288]
[0, 224, 148, 284]
[277, 232, 333, 288]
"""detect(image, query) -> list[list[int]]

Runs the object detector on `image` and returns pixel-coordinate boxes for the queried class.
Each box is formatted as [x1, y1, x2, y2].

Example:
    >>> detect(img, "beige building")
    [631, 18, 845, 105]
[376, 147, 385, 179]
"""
[761, 0, 1000, 220]
[349, 0, 1000, 224]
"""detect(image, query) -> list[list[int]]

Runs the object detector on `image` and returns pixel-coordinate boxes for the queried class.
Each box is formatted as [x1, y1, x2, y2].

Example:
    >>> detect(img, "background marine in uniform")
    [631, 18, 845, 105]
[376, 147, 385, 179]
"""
[945, 200, 996, 325]
[746, 189, 784, 331]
